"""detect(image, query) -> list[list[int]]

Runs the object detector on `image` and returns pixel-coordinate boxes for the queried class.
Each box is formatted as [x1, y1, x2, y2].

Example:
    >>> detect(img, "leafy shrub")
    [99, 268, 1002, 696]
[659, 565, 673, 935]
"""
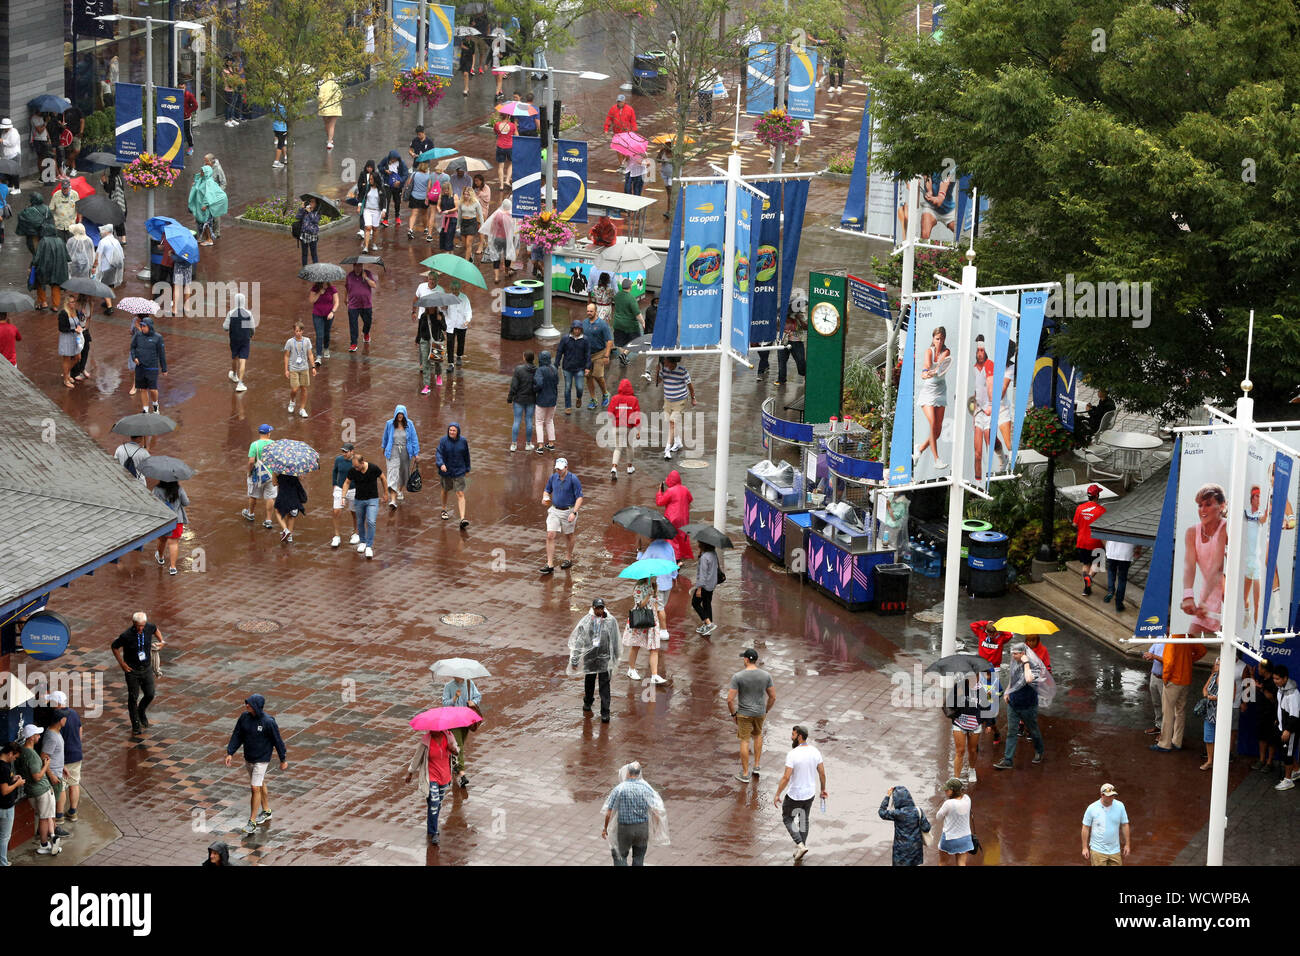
[242, 197, 339, 226]
[827, 149, 855, 174]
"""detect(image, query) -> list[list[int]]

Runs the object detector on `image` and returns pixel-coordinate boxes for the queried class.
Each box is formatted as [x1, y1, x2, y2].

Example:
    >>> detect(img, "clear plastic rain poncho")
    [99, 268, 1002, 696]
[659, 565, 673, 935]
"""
[1006, 642, 1057, 708]
[566, 611, 623, 676]
[603, 763, 670, 849]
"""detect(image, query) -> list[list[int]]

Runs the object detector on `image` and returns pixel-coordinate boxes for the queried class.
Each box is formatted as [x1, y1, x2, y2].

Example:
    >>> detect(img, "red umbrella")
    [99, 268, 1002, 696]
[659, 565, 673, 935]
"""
[64, 176, 95, 199]
[409, 706, 483, 732]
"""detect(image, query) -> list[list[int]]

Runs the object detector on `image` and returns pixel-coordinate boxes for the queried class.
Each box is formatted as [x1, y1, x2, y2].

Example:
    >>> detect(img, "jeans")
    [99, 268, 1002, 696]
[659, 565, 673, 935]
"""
[584, 670, 611, 719]
[348, 308, 373, 345]
[691, 586, 714, 622]
[312, 315, 333, 355]
[300, 239, 319, 266]
[611, 820, 649, 865]
[624, 174, 644, 196]
[426, 782, 447, 837]
[0, 804, 12, 866]
[782, 795, 813, 845]
[1003, 699, 1043, 762]
[563, 369, 585, 409]
[778, 341, 806, 381]
[124, 668, 156, 728]
[224, 92, 240, 122]
[1106, 558, 1131, 605]
[355, 497, 379, 547]
[511, 402, 535, 444]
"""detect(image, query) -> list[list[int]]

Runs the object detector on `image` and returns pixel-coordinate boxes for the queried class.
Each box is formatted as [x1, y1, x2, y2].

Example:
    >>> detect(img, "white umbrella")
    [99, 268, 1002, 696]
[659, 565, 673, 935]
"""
[593, 241, 661, 275]
[430, 658, 491, 680]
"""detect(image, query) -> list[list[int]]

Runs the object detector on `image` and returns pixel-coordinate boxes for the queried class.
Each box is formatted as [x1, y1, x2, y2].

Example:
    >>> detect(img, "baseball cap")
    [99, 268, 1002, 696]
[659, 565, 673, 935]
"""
[1100, 783, 1118, 796]
[591, 598, 606, 609]
[21, 724, 41, 740]
[1087, 483, 1102, 496]
[258, 424, 274, 434]
[740, 648, 758, 662]
[617, 93, 626, 101]
[571, 320, 583, 328]
[341, 442, 355, 452]
[555, 457, 568, 470]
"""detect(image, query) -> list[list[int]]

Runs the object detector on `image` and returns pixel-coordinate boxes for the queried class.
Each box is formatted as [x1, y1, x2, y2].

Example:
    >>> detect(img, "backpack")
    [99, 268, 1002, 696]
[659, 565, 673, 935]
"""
[291, 212, 303, 240]
[122, 446, 142, 479]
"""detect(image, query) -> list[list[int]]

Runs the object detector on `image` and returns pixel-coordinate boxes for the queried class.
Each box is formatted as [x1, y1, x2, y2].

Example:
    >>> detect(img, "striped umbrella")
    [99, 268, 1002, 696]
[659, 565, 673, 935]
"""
[261, 439, 320, 477]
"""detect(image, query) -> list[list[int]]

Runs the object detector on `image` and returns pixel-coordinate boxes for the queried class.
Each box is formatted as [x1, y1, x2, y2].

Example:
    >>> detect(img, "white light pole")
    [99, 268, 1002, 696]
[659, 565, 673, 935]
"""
[416, 0, 427, 128]
[497, 63, 608, 342]
[714, 144, 742, 532]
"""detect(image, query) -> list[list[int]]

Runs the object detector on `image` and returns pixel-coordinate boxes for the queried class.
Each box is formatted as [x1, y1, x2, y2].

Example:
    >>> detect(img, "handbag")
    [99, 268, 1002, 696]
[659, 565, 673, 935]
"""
[467, 701, 484, 732]
[26, 263, 36, 289]
[406, 467, 423, 493]
[629, 604, 656, 630]
[968, 832, 982, 855]
[716, 567, 727, 584]
[1193, 697, 1208, 718]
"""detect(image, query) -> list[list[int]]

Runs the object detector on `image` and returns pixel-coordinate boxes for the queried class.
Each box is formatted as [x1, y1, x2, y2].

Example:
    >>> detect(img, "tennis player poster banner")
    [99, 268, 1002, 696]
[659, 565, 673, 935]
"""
[1011, 290, 1048, 459]
[984, 309, 1013, 485]
[1135, 438, 1180, 641]
[906, 294, 962, 484]
[960, 294, 1016, 486]
[679, 182, 727, 348]
[888, 315, 917, 487]
[510, 136, 542, 219]
[1259, 452, 1294, 641]
[555, 140, 588, 223]
[745, 43, 777, 115]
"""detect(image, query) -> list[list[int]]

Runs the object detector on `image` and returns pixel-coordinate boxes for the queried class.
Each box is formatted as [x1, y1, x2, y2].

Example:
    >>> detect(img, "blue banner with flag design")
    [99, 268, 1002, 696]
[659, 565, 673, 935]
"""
[787, 48, 818, 119]
[679, 182, 727, 348]
[511, 136, 542, 218]
[745, 43, 776, 115]
[555, 140, 587, 223]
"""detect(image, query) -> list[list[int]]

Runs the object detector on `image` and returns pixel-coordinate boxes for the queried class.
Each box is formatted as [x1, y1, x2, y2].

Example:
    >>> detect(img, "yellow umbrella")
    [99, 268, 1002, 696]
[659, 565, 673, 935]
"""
[650, 132, 695, 145]
[993, 615, 1059, 635]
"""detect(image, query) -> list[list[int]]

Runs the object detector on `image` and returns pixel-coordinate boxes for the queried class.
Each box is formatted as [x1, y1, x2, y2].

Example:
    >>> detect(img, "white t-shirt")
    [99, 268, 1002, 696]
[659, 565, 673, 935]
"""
[784, 744, 822, 801]
[1105, 539, 1135, 562]
[936, 794, 971, 839]
[444, 292, 471, 331]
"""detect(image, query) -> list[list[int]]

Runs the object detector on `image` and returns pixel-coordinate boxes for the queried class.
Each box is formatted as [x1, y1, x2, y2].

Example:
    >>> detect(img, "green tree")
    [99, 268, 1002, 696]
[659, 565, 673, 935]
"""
[213, 0, 400, 214]
[867, 0, 1300, 420]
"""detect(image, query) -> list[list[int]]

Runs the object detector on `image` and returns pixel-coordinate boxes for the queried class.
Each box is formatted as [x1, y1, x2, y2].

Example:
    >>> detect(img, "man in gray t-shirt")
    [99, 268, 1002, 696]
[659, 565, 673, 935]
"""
[727, 648, 776, 783]
[283, 323, 317, 419]
[41, 713, 67, 835]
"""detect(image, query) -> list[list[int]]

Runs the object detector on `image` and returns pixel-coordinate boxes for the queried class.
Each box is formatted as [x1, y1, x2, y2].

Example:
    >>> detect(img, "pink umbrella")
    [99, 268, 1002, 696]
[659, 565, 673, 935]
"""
[611, 131, 649, 158]
[497, 100, 538, 117]
[409, 706, 483, 732]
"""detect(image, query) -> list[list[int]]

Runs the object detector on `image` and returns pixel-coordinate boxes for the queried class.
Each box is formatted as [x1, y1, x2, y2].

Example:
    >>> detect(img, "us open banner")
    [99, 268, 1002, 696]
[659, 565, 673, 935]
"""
[114, 82, 143, 162]
[750, 180, 782, 343]
[510, 136, 542, 218]
[745, 43, 777, 115]
[650, 190, 686, 351]
[840, 98, 871, 231]
[1010, 289, 1047, 458]
[555, 139, 587, 223]
[154, 86, 185, 169]
[394, 1, 419, 70]
[730, 190, 763, 357]
[1260, 452, 1295, 639]
[679, 182, 727, 348]
[1134, 438, 1180, 640]
[427, 5, 456, 78]
[787, 48, 818, 120]
[776, 179, 809, 334]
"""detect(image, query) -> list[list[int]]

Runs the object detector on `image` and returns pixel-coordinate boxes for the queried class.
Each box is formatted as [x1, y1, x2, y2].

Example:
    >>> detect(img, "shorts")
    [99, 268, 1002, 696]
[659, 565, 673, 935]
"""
[735, 714, 765, 740]
[246, 761, 270, 787]
[363, 209, 382, 228]
[440, 473, 467, 492]
[230, 338, 251, 360]
[496, 146, 512, 163]
[460, 219, 479, 237]
[590, 356, 608, 380]
[288, 368, 311, 389]
[64, 762, 82, 786]
[169, 521, 184, 539]
[332, 486, 356, 511]
[664, 398, 688, 424]
[134, 367, 159, 390]
[939, 833, 974, 854]
[1089, 850, 1123, 866]
[1076, 547, 1101, 566]
[274, 130, 287, 149]
[31, 790, 55, 820]
[71, 136, 82, 151]
[926, 203, 957, 228]
[546, 506, 576, 534]
[1245, 556, 1261, 579]
[247, 476, 276, 500]
[409, 197, 428, 209]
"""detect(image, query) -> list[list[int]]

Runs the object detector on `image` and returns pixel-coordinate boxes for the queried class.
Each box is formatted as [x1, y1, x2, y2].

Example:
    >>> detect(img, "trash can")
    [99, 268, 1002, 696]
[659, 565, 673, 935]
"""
[501, 285, 534, 340]
[632, 52, 665, 95]
[874, 563, 910, 615]
[516, 278, 544, 330]
[959, 519, 992, 586]
[967, 530, 1009, 598]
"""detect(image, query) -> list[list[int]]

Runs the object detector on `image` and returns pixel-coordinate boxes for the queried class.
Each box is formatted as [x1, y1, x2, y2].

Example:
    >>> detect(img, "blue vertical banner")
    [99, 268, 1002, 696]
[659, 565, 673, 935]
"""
[114, 82, 143, 162]
[730, 190, 763, 357]
[679, 183, 726, 348]
[651, 189, 685, 351]
[745, 43, 776, 115]
[787, 48, 818, 119]
[154, 86, 185, 169]
[510, 136, 542, 218]
[1261, 453, 1294, 641]
[1056, 356, 1076, 430]
[777, 179, 809, 322]
[1011, 289, 1047, 458]
[394, 0, 419, 70]
[889, 317, 917, 487]
[427, 5, 456, 77]
[987, 311, 1012, 482]
[840, 97, 870, 230]
[555, 139, 587, 223]
[750, 180, 781, 343]
[1135, 438, 1181, 640]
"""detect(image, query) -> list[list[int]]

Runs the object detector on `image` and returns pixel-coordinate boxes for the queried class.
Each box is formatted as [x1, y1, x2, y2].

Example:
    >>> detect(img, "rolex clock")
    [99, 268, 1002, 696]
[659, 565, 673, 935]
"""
[804, 272, 848, 423]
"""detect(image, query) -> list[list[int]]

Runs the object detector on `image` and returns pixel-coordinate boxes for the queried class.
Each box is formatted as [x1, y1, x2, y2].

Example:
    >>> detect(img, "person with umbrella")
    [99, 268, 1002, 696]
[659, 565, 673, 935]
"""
[621, 148, 647, 197]
[67, 285, 96, 382]
[188, 164, 227, 247]
[52, 289, 82, 388]
[283, 321, 316, 418]
[49, 178, 78, 241]
[296, 195, 321, 266]
[272, 464, 308, 543]
[32, 222, 68, 312]
[441, 676, 482, 789]
[114, 432, 150, 485]
[945, 670, 983, 784]
[402, 718, 460, 847]
[656, 470, 695, 563]
[223, 292, 256, 392]
[308, 275, 339, 364]
[382, 405, 420, 509]
[94, 224, 123, 313]
[152, 478, 190, 576]
[568, 597, 623, 723]
[493, 110, 516, 190]
[130, 313, 167, 413]
[992, 643, 1050, 770]
[623, 571, 666, 685]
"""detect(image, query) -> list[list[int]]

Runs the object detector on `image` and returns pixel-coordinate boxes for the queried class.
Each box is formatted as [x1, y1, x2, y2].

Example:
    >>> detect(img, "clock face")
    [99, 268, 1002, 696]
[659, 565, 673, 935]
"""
[811, 302, 840, 336]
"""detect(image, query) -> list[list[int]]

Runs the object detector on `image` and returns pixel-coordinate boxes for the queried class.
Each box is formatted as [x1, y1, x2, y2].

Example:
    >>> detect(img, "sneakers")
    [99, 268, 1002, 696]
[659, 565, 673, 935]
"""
[459, 519, 470, 530]
[536, 446, 545, 455]
[435, 375, 443, 386]
[525, 443, 535, 451]
[242, 820, 258, 834]
[1276, 778, 1296, 791]
[397, 491, 405, 501]
[602, 395, 610, 408]
[641, 371, 653, 382]
[168, 567, 178, 575]
[255, 810, 273, 825]
[696, 623, 708, 634]
[299, 407, 309, 418]
[611, 466, 617, 478]
[326, 141, 334, 149]
[663, 448, 673, 460]
[323, 349, 331, 359]
[627, 466, 635, 474]
[364, 334, 371, 344]
[734, 772, 752, 782]
[627, 668, 642, 680]
[272, 160, 285, 169]
[155, 551, 167, 566]
[280, 528, 290, 541]
[357, 543, 366, 553]
[1103, 591, 1114, 603]
[349, 534, 360, 544]
[389, 499, 398, 510]
[228, 370, 238, 382]
[587, 399, 597, 410]
[992, 760, 1014, 770]
[649, 674, 667, 685]
[235, 381, 248, 392]
[37, 842, 61, 855]
[288, 401, 296, 413]
[263, 519, 274, 529]
[349, 344, 359, 353]
[967, 767, 978, 783]
[794, 843, 809, 862]
[1031, 752, 1043, 764]
[510, 443, 517, 452]
[421, 385, 431, 395]
[242, 509, 255, 521]
[330, 535, 341, 548]
[699, 622, 717, 635]
[365, 547, 374, 559]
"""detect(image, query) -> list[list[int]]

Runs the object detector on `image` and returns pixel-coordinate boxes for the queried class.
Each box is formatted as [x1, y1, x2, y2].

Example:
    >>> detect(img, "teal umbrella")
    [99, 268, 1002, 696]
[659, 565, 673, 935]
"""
[417, 147, 458, 162]
[618, 558, 679, 579]
[420, 253, 487, 290]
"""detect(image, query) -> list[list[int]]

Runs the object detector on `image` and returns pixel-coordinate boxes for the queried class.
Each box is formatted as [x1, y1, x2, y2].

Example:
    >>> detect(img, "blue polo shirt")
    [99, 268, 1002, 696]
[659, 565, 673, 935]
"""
[545, 472, 583, 509]
[583, 317, 612, 355]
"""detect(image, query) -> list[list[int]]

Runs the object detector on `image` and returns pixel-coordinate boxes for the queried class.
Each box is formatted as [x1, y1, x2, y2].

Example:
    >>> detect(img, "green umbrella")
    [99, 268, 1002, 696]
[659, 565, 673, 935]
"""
[420, 254, 487, 290]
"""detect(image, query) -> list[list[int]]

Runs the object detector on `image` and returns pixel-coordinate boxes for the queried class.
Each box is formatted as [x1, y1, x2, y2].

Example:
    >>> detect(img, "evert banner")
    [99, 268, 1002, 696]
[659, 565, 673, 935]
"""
[115, 83, 184, 169]
[786, 48, 818, 120]
[511, 136, 542, 218]
[745, 43, 777, 115]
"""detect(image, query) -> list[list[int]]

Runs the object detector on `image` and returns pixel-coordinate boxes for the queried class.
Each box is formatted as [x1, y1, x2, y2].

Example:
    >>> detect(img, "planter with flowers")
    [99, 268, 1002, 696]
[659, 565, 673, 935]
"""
[393, 69, 451, 110]
[752, 108, 806, 149]
[122, 153, 180, 190]
[518, 210, 574, 254]
[1021, 406, 1076, 458]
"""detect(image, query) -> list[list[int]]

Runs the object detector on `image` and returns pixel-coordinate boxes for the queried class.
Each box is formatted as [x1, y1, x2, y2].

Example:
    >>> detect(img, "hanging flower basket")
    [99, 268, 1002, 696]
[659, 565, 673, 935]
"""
[518, 210, 574, 254]
[1022, 406, 1076, 458]
[122, 153, 180, 190]
[752, 108, 805, 148]
[393, 69, 450, 109]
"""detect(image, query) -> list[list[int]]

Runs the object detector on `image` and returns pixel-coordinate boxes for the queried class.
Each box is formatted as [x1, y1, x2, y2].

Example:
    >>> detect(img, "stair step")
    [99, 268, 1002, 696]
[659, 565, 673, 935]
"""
[1019, 572, 1146, 660]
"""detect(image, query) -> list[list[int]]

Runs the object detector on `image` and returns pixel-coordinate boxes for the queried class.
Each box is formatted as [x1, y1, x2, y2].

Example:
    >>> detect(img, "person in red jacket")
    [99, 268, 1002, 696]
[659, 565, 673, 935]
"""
[1073, 484, 1107, 596]
[608, 378, 641, 479]
[0, 312, 21, 366]
[183, 85, 198, 156]
[603, 94, 638, 134]
[656, 469, 694, 562]
[1024, 634, 1052, 672]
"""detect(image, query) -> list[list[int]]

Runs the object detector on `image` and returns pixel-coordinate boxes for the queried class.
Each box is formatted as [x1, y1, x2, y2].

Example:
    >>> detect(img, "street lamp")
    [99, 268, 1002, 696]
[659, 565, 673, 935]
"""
[496, 63, 608, 341]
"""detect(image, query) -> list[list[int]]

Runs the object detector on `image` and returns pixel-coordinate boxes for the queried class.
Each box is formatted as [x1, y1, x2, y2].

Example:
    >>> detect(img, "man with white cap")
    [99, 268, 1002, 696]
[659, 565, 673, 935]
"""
[17, 725, 58, 855]
[0, 118, 19, 193]
[1081, 782, 1130, 865]
[541, 457, 583, 574]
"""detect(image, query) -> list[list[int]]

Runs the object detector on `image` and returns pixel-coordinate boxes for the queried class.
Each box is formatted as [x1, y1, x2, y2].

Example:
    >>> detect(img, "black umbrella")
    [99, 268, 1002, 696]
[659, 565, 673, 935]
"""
[112, 413, 178, 437]
[924, 654, 993, 676]
[611, 505, 677, 540]
[679, 522, 735, 549]
[300, 192, 341, 218]
[61, 276, 113, 298]
[341, 255, 385, 267]
[81, 152, 126, 168]
[0, 158, 19, 177]
[138, 455, 194, 482]
[0, 291, 35, 312]
[298, 263, 347, 282]
[77, 193, 125, 230]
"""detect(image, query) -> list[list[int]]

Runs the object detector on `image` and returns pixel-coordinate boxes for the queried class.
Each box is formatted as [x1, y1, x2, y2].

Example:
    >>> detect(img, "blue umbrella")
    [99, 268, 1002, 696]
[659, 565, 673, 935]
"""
[618, 558, 679, 580]
[145, 216, 199, 264]
[416, 147, 457, 162]
[28, 94, 71, 114]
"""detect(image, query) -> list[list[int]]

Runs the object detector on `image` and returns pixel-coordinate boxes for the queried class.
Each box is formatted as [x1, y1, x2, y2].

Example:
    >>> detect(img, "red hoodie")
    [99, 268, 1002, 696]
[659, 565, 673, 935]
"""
[657, 470, 694, 561]
[607, 378, 641, 430]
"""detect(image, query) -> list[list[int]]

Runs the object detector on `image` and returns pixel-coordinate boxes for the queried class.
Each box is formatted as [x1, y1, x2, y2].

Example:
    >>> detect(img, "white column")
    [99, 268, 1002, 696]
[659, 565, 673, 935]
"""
[940, 251, 977, 657]
[416, 0, 427, 128]
[713, 149, 741, 531]
[536, 67, 560, 341]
